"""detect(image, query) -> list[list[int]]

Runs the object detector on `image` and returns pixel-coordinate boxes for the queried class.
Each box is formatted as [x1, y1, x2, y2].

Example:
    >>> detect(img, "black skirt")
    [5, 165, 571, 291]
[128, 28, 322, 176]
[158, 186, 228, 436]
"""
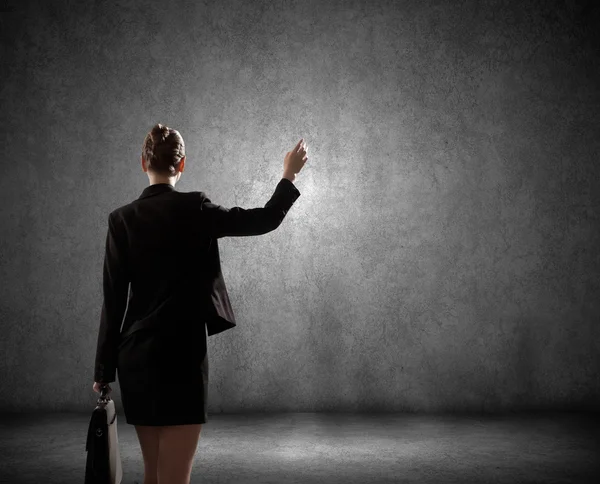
[117, 322, 209, 426]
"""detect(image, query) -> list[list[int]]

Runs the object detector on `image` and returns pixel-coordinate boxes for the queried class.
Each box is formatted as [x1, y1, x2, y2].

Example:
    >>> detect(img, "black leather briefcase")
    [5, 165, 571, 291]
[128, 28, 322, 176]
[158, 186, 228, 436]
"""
[84, 386, 123, 484]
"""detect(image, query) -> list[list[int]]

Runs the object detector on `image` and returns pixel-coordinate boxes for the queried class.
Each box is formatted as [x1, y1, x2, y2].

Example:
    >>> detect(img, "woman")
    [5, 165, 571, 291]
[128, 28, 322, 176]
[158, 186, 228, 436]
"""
[92, 123, 308, 484]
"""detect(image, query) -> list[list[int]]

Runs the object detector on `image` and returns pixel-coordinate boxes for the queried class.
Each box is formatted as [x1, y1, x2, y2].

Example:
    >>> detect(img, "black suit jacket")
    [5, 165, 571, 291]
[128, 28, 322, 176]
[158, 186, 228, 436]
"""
[94, 177, 301, 383]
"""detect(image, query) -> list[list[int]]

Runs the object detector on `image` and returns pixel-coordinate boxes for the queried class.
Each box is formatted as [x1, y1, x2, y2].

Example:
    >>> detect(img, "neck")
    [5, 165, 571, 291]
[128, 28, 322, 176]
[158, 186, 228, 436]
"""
[148, 176, 178, 187]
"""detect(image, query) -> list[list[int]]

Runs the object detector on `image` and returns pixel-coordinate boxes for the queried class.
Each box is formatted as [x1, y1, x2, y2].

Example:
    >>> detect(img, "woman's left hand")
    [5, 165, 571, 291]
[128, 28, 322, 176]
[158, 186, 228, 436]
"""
[93, 382, 112, 394]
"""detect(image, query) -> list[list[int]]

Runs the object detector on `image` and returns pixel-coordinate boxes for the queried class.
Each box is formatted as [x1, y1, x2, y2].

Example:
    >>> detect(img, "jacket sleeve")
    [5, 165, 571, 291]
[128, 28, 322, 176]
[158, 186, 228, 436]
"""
[94, 212, 129, 383]
[200, 177, 301, 238]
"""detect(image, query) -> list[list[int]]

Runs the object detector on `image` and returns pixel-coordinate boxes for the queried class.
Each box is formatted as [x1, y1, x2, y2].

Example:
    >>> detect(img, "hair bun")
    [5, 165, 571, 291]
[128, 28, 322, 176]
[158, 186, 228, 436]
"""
[151, 123, 170, 145]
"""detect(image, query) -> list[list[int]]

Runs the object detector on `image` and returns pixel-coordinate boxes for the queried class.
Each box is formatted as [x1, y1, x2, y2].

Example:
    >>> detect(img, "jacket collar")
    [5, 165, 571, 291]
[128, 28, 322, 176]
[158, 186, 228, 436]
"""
[138, 183, 177, 200]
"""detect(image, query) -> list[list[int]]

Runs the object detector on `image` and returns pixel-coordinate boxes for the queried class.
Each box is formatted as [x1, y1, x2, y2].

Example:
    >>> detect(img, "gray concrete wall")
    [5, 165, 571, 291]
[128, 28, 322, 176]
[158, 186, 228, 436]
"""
[1, 0, 599, 413]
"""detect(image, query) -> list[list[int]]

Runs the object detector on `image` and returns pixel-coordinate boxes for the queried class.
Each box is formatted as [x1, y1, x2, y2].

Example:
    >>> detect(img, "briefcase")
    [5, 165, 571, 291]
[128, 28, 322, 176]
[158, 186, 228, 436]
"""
[84, 386, 123, 484]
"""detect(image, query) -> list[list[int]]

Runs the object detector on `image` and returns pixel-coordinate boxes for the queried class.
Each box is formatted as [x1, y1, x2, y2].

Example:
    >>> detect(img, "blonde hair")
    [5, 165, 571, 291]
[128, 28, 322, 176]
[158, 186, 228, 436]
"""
[142, 123, 185, 177]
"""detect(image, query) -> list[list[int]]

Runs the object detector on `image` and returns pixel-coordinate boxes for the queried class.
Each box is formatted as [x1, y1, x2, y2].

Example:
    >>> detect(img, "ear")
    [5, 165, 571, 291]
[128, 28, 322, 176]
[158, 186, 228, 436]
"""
[179, 156, 185, 173]
[141, 156, 147, 172]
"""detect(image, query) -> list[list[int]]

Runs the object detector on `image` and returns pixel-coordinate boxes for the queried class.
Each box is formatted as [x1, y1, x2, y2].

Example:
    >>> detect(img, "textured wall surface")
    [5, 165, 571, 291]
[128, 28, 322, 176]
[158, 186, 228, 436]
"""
[1, 0, 599, 413]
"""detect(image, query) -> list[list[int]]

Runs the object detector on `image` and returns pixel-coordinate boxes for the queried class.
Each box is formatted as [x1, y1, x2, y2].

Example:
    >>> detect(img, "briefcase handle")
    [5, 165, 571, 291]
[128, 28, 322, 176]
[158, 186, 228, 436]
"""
[98, 385, 112, 403]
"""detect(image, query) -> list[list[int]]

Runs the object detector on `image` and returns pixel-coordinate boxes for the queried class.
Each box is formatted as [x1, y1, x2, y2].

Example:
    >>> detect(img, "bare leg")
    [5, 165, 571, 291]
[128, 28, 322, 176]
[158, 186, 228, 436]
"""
[157, 424, 203, 484]
[134, 425, 160, 484]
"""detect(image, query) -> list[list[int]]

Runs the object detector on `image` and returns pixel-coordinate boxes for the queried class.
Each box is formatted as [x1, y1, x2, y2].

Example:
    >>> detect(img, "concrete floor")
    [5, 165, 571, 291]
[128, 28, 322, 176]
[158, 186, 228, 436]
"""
[0, 411, 598, 484]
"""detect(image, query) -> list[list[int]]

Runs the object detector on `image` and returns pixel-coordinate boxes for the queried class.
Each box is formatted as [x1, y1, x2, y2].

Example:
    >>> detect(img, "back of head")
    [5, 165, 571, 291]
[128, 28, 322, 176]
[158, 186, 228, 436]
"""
[142, 123, 186, 177]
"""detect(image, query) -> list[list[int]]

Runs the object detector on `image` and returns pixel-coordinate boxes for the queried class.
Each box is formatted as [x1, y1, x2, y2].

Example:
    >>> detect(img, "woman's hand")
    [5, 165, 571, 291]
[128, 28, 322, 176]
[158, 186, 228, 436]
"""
[93, 381, 112, 394]
[283, 138, 308, 181]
